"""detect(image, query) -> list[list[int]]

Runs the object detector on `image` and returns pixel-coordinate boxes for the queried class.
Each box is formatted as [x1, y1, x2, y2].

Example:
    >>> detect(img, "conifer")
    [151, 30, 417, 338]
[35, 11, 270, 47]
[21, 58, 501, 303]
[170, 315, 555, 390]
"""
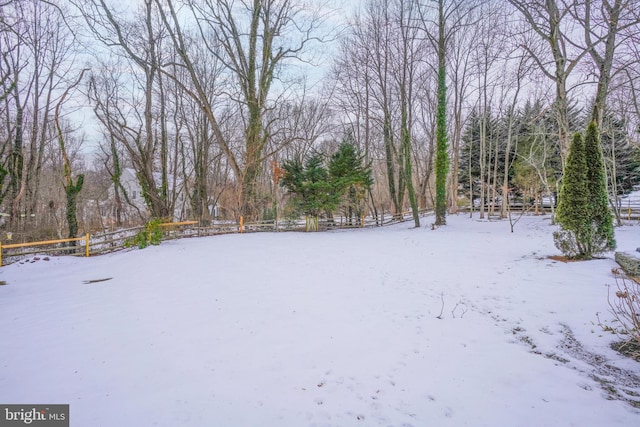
[554, 132, 590, 258]
[584, 121, 616, 253]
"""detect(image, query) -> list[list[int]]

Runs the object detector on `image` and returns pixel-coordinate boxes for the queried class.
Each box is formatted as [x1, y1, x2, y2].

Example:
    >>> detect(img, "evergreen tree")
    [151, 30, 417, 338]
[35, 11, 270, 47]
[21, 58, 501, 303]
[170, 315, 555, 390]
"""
[280, 153, 340, 231]
[554, 123, 617, 258]
[601, 114, 640, 194]
[328, 139, 373, 225]
[584, 121, 616, 253]
[459, 101, 563, 209]
[459, 110, 513, 202]
[554, 132, 591, 258]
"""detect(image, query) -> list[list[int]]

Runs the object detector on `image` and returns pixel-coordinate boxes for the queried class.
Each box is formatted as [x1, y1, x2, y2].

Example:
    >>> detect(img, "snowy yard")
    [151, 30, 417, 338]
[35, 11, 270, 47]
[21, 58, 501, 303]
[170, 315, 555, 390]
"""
[1, 214, 639, 426]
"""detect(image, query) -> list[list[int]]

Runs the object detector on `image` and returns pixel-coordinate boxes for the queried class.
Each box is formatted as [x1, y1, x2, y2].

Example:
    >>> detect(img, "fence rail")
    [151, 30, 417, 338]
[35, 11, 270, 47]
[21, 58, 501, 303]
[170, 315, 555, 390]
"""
[457, 199, 640, 220]
[0, 203, 636, 267]
[0, 234, 90, 266]
[0, 211, 434, 267]
[615, 200, 640, 221]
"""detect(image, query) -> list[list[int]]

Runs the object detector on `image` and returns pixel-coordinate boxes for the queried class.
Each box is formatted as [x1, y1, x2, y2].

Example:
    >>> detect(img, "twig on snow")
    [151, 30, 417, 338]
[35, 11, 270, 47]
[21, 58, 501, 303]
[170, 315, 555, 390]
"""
[451, 300, 468, 319]
[436, 292, 445, 319]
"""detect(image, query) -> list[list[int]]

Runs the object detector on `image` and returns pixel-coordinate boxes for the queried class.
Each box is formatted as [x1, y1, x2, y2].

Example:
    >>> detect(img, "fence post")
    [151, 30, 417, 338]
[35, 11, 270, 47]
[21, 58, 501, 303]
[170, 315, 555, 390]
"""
[0, 241, 3, 267]
[85, 233, 90, 257]
[239, 216, 244, 233]
[361, 215, 365, 227]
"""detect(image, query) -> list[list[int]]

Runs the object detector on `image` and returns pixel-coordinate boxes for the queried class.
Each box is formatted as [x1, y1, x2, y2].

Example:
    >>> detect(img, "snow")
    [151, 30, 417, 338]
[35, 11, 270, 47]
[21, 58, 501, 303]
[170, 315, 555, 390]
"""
[619, 189, 640, 204]
[1, 214, 639, 426]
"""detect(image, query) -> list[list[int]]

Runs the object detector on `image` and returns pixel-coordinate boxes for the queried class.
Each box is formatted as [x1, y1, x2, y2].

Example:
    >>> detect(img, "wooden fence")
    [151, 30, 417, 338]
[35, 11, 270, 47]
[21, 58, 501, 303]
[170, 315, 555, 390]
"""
[615, 200, 640, 221]
[458, 199, 640, 221]
[2, 202, 636, 267]
[0, 211, 431, 267]
[0, 234, 90, 267]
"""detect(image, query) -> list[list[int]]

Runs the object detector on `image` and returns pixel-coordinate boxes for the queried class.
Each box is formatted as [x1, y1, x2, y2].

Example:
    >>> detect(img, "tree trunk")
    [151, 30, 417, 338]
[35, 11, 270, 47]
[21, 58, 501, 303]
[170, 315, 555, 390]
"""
[434, 0, 449, 226]
[9, 101, 24, 224]
[383, 112, 401, 216]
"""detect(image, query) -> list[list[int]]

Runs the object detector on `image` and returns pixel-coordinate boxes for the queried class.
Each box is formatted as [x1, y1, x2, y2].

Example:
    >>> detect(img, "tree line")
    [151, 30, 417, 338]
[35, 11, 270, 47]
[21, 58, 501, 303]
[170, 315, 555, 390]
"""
[1, 0, 639, 239]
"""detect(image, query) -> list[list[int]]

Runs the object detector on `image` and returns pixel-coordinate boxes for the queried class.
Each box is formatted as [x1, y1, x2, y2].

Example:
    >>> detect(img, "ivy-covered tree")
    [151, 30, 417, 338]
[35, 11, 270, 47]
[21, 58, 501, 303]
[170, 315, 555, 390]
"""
[583, 121, 615, 253]
[434, 44, 448, 226]
[280, 153, 340, 231]
[55, 70, 88, 243]
[554, 132, 591, 258]
[328, 139, 373, 225]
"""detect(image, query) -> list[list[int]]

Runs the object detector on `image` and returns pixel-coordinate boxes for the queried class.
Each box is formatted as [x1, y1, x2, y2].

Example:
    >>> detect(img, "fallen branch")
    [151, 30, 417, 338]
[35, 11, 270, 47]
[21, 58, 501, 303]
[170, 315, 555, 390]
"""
[436, 292, 445, 319]
[452, 300, 468, 319]
[83, 278, 113, 284]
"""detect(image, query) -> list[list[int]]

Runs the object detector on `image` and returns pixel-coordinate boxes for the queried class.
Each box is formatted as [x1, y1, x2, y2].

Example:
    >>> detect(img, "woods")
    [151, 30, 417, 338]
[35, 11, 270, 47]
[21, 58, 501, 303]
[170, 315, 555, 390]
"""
[1, 0, 639, 239]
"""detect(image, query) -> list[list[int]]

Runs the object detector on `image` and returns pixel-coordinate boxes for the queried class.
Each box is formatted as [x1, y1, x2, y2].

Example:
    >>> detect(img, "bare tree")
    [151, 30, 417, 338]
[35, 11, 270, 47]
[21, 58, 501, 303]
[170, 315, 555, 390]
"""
[416, 0, 480, 225]
[507, 0, 590, 164]
[446, 8, 479, 214]
[330, 22, 386, 220]
[395, 0, 421, 227]
[500, 52, 536, 218]
[470, 1, 505, 219]
[154, 0, 329, 219]
[335, 0, 485, 225]
[334, 0, 432, 222]
[88, 61, 146, 225]
[55, 69, 88, 240]
[1, 0, 80, 228]
[571, 0, 640, 127]
[77, 0, 176, 219]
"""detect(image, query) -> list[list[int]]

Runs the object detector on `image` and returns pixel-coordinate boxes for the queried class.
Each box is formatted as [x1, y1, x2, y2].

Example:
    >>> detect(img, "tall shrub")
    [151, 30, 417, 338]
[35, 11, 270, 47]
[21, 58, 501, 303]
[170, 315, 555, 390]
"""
[554, 132, 591, 258]
[584, 121, 616, 253]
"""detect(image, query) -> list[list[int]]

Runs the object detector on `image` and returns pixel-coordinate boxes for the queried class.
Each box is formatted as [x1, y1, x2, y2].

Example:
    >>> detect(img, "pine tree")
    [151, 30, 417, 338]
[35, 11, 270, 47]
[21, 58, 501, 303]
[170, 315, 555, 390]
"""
[584, 121, 616, 253]
[554, 132, 591, 258]
[328, 139, 373, 225]
[601, 114, 640, 194]
[280, 153, 340, 231]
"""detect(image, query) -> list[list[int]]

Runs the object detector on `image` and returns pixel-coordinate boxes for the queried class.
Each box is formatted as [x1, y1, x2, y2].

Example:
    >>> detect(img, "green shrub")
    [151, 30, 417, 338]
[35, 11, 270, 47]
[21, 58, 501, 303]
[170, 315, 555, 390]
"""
[554, 132, 591, 258]
[552, 229, 582, 259]
[126, 219, 163, 249]
[554, 123, 616, 259]
[584, 121, 616, 253]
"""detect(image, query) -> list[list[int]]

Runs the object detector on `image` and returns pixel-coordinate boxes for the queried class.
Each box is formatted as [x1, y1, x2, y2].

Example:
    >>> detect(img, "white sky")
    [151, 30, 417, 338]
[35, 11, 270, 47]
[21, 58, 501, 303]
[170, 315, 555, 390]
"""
[78, 0, 363, 158]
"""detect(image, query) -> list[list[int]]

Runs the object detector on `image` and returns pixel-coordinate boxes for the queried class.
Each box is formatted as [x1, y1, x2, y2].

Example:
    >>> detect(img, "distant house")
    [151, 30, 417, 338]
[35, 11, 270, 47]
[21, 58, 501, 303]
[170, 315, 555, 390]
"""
[102, 168, 187, 226]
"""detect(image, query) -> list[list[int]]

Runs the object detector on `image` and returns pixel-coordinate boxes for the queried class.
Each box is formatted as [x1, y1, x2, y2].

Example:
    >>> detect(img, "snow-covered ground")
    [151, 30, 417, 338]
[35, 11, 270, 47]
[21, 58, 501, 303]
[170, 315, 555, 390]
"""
[1, 214, 639, 426]
[619, 188, 640, 204]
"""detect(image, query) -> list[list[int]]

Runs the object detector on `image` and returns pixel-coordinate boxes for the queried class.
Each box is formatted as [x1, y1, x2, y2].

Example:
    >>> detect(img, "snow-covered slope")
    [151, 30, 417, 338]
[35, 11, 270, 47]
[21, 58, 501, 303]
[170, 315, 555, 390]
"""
[1, 215, 638, 426]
